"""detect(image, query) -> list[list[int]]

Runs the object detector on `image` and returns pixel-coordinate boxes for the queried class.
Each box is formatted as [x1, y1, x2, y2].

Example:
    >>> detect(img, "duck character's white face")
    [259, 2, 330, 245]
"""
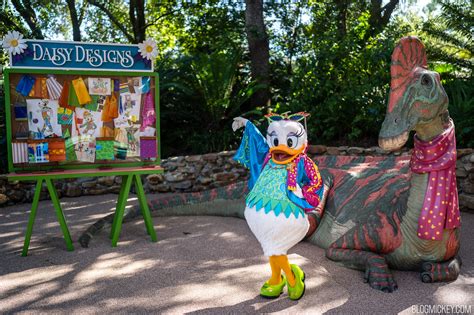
[266, 120, 307, 165]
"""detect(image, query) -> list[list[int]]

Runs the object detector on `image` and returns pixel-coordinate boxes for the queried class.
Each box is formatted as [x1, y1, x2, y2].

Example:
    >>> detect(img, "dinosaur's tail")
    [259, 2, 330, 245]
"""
[78, 181, 248, 248]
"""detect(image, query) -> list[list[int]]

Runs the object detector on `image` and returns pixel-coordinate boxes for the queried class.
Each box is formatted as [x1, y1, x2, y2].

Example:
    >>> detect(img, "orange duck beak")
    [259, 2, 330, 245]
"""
[270, 144, 305, 165]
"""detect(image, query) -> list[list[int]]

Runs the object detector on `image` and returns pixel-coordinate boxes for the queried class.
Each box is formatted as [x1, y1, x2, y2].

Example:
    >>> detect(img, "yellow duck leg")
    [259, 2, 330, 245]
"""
[270, 255, 296, 286]
[268, 255, 306, 300]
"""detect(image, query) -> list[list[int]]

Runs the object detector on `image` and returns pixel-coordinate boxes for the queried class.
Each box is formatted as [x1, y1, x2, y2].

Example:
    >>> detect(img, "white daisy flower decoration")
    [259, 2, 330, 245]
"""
[138, 39, 158, 60]
[1, 31, 28, 55]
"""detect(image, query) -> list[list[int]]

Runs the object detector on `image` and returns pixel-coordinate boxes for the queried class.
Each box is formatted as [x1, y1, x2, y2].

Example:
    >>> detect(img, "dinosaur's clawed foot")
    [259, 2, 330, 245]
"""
[364, 265, 398, 293]
[420, 256, 462, 283]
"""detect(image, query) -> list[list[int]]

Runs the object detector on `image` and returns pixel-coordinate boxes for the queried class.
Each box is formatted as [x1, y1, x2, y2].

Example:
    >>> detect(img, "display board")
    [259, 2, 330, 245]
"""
[2, 35, 160, 172]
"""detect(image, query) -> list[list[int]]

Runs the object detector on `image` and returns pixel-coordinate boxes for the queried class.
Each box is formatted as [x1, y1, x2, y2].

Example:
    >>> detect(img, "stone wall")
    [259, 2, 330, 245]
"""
[1, 146, 473, 212]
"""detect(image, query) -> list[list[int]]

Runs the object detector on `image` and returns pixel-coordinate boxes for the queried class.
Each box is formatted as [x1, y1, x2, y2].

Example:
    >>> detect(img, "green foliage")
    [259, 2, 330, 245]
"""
[1, 0, 473, 157]
[422, 0, 473, 76]
[269, 3, 412, 146]
[444, 78, 474, 148]
[159, 49, 263, 156]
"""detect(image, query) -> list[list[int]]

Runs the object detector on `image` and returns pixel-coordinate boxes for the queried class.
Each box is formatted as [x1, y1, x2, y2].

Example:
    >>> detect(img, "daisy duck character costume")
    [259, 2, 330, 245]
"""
[232, 112, 324, 300]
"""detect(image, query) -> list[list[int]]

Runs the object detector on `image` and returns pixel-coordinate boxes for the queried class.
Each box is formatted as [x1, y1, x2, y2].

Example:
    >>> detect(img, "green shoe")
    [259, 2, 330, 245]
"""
[260, 275, 286, 299]
[287, 264, 306, 300]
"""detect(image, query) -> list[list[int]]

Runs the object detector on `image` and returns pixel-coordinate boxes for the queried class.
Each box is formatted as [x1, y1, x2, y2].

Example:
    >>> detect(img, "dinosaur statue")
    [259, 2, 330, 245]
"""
[309, 36, 461, 292]
[79, 37, 461, 293]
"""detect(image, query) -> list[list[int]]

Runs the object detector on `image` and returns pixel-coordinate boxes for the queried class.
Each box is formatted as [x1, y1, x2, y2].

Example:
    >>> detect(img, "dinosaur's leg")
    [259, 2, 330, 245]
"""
[420, 256, 462, 283]
[326, 247, 398, 293]
[268, 256, 282, 285]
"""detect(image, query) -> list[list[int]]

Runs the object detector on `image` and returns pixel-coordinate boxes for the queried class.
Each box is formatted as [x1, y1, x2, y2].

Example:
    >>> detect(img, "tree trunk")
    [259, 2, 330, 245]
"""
[130, 0, 146, 43]
[10, 0, 44, 39]
[365, 0, 400, 41]
[245, 0, 271, 108]
[66, 0, 82, 41]
[335, 0, 349, 39]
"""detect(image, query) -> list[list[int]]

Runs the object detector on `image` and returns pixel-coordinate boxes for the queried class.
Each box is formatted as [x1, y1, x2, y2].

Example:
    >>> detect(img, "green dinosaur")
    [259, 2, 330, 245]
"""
[309, 36, 461, 292]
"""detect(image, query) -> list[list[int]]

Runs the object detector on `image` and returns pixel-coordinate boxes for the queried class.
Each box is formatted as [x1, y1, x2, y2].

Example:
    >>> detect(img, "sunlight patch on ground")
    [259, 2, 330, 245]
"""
[434, 275, 474, 305]
[74, 254, 158, 284]
[0, 265, 75, 310]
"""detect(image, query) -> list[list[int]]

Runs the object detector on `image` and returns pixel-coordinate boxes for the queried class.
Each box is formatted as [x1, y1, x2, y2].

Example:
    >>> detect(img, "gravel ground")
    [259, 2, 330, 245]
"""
[0, 194, 473, 314]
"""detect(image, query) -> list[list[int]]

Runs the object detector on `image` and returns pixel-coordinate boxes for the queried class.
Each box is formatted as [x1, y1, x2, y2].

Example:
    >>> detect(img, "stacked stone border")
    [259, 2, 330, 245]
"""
[1, 145, 473, 212]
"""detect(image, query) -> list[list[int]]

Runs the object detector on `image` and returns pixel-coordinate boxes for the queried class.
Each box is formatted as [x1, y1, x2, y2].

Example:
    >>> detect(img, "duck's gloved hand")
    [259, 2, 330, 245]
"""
[232, 117, 248, 132]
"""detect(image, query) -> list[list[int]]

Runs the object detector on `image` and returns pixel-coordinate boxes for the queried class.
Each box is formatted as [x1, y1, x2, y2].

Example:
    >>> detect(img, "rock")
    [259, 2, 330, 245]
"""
[172, 180, 193, 190]
[65, 183, 82, 197]
[470, 154, 474, 163]
[375, 147, 390, 155]
[364, 147, 376, 154]
[459, 194, 474, 210]
[84, 188, 107, 195]
[202, 153, 218, 162]
[192, 185, 207, 192]
[462, 182, 474, 194]
[108, 185, 122, 194]
[469, 173, 474, 183]
[457, 148, 473, 158]
[177, 166, 196, 174]
[308, 145, 327, 155]
[456, 168, 468, 178]
[162, 162, 178, 172]
[347, 147, 364, 155]
[0, 193, 8, 206]
[212, 172, 237, 182]
[147, 174, 164, 185]
[464, 163, 474, 173]
[217, 151, 236, 157]
[326, 147, 340, 155]
[185, 155, 203, 163]
[81, 180, 98, 188]
[197, 177, 213, 185]
[98, 176, 115, 186]
[7, 190, 25, 202]
[39, 191, 50, 201]
[164, 173, 186, 183]
[168, 156, 185, 163]
[77, 177, 97, 183]
[211, 167, 224, 174]
[149, 183, 171, 192]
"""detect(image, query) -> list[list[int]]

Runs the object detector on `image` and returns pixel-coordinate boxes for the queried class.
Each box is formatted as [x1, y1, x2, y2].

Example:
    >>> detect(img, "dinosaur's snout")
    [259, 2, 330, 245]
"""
[379, 130, 409, 151]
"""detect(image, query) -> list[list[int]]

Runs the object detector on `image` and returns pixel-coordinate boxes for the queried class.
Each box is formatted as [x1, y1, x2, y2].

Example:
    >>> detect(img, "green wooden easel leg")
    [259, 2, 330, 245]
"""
[134, 174, 157, 242]
[22, 179, 43, 256]
[110, 175, 129, 240]
[111, 174, 133, 247]
[45, 178, 74, 252]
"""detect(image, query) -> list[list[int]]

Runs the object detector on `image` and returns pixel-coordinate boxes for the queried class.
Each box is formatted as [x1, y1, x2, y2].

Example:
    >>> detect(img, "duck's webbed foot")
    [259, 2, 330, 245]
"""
[420, 256, 462, 283]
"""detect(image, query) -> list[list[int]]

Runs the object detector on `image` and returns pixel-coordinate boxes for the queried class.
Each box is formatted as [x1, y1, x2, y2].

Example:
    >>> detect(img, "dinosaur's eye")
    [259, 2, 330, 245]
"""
[421, 74, 432, 87]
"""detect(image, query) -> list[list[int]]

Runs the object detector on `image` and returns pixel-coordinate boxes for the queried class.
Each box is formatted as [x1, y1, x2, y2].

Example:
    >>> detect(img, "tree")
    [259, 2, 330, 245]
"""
[8, 0, 45, 39]
[423, 0, 473, 74]
[66, 0, 87, 41]
[245, 0, 270, 108]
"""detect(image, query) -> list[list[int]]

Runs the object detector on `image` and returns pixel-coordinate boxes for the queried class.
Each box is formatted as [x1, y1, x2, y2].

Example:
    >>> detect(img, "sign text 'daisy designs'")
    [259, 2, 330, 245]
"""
[10, 40, 153, 72]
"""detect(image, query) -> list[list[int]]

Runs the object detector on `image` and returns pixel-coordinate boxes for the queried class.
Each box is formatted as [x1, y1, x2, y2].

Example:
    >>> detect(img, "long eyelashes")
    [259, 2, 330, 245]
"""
[293, 126, 305, 138]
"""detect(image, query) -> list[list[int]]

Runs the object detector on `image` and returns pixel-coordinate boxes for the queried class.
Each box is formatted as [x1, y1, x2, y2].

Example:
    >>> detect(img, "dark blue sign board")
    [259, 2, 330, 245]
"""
[10, 40, 153, 72]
